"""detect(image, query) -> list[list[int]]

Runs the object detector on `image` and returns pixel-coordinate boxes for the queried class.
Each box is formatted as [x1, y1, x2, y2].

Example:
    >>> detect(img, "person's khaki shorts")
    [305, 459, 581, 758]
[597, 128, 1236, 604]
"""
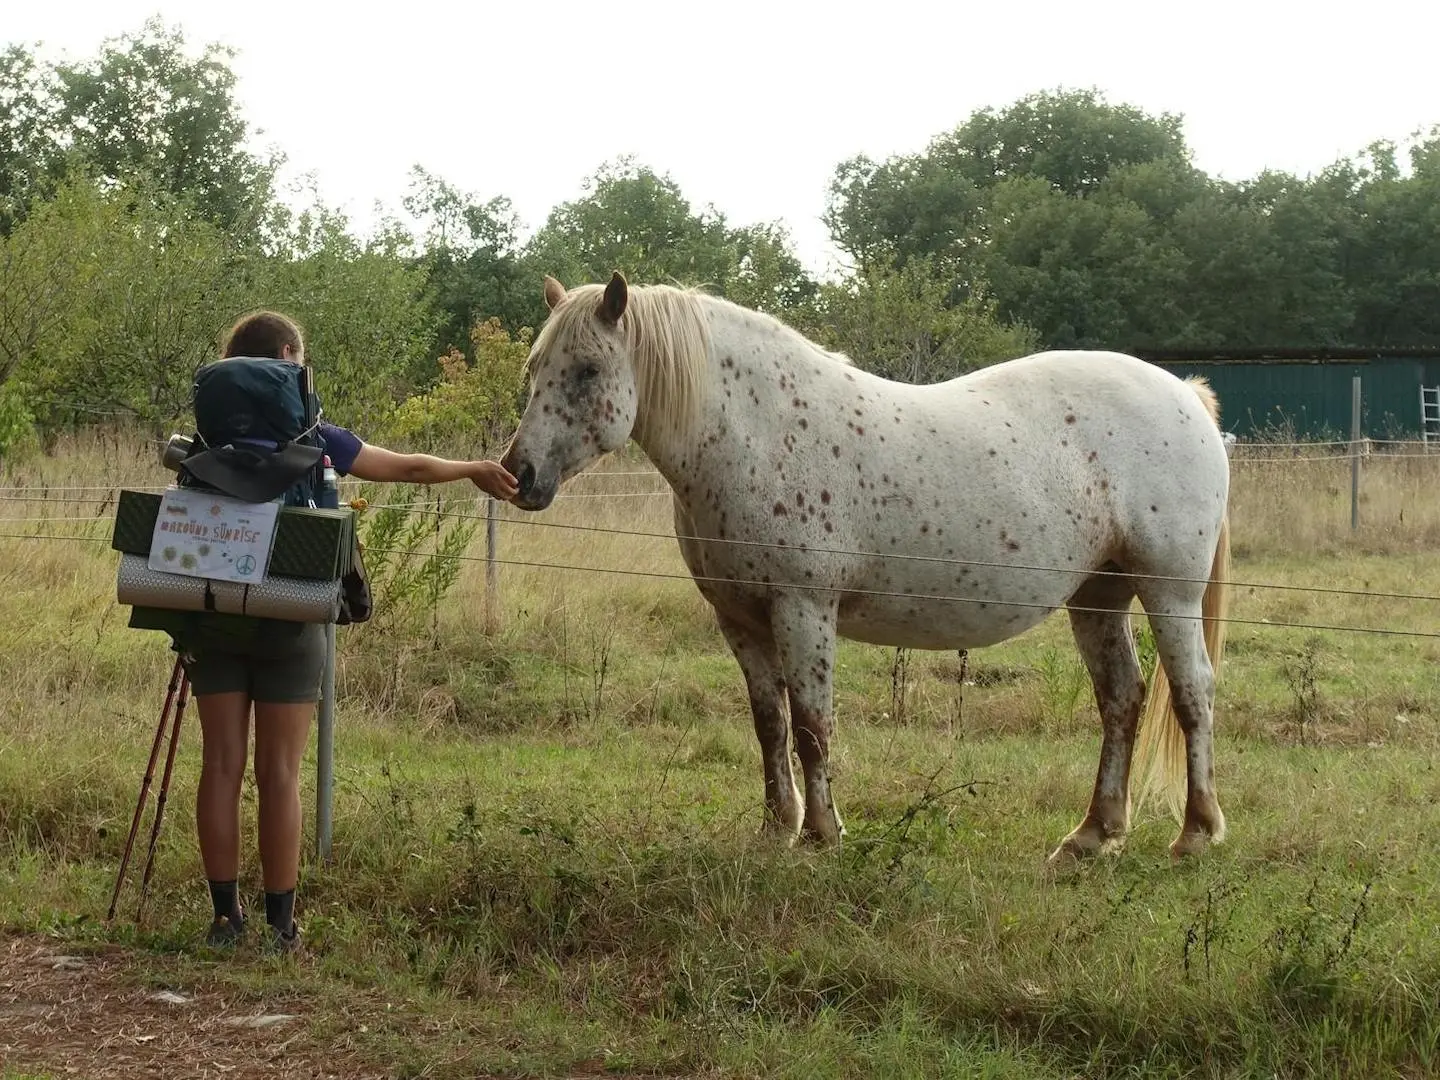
[181, 622, 327, 704]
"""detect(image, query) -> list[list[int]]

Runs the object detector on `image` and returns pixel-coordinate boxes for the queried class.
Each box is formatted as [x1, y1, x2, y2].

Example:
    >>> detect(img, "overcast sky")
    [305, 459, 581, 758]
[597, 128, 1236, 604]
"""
[8, 1, 1439, 278]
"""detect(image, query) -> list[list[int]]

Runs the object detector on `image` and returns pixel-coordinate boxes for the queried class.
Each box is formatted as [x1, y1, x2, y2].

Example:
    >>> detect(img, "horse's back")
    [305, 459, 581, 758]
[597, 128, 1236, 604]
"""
[950, 349, 1206, 411]
[940, 349, 1227, 467]
[875, 346, 1230, 583]
[947, 348, 1231, 575]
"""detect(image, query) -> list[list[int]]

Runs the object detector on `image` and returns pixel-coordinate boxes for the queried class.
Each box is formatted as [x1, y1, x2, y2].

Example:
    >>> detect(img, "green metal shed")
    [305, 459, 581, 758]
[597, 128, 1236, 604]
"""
[1134, 347, 1440, 440]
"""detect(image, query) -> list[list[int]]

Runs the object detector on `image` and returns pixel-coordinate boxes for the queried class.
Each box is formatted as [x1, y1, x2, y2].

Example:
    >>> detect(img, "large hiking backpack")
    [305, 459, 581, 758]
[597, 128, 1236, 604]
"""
[176, 356, 367, 623]
[128, 355, 369, 650]
[179, 356, 328, 508]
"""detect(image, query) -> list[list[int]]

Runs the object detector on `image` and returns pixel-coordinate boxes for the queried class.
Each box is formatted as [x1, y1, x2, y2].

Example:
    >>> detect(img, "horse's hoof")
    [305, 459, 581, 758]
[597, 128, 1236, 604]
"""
[1168, 829, 1219, 861]
[1045, 840, 1091, 868]
[1169, 806, 1226, 861]
[799, 822, 843, 849]
[1047, 826, 1125, 867]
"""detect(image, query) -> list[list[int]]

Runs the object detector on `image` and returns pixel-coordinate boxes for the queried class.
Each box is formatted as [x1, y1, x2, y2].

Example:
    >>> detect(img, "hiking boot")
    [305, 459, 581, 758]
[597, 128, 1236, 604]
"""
[204, 912, 246, 948]
[266, 921, 303, 956]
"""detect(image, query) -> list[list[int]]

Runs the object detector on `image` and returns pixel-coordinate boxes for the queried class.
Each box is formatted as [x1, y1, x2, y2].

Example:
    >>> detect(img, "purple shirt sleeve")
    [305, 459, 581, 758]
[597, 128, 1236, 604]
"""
[319, 421, 364, 476]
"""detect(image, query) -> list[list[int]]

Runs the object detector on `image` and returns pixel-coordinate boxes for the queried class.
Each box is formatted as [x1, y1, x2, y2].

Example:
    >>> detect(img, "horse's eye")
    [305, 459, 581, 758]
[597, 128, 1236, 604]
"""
[578, 364, 600, 381]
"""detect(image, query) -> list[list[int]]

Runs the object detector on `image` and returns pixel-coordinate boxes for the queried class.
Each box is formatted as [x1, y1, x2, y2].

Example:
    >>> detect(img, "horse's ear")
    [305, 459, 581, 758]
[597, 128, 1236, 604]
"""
[543, 275, 567, 311]
[598, 271, 628, 325]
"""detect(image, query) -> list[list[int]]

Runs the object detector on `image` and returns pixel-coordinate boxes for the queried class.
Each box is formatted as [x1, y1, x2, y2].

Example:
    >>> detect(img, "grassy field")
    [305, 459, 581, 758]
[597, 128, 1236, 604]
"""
[2, 434, 1440, 1078]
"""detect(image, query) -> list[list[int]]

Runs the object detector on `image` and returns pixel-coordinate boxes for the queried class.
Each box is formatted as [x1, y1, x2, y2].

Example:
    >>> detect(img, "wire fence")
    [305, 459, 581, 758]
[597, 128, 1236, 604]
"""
[1, 523, 1436, 642]
[3, 445, 1440, 643]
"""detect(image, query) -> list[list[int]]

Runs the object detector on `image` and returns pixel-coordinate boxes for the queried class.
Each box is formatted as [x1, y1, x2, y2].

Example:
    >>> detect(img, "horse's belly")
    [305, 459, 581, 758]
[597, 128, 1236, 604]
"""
[836, 576, 1061, 650]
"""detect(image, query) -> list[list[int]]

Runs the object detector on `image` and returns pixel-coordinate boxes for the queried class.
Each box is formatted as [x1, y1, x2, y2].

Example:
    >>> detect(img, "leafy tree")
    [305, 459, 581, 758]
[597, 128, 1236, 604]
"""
[524, 158, 817, 324]
[1338, 133, 1440, 344]
[255, 202, 437, 437]
[0, 44, 62, 235]
[403, 166, 532, 359]
[383, 318, 529, 454]
[17, 179, 250, 435]
[980, 168, 1195, 349]
[1164, 184, 1282, 345]
[0, 379, 33, 465]
[933, 88, 1189, 197]
[821, 89, 1440, 351]
[0, 176, 103, 391]
[5, 176, 438, 441]
[824, 151, 985, 279]
[825, 89, 1190, 282]
[805, 257, 1037, 383]
[50, 18, 276, 234]
[525, 158, 737, 288]
[724, 222, 820, 315]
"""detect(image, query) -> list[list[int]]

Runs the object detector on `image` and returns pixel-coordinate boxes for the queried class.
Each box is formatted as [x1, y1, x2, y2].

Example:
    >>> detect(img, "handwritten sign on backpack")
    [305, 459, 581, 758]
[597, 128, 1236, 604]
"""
[148, 487, 281, 584]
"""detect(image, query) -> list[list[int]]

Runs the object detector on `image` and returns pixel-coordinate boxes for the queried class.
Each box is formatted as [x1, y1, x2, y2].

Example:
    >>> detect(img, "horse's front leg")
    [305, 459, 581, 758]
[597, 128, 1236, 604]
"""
[770, 592, 844, 846]
[714, 611, 802, 840]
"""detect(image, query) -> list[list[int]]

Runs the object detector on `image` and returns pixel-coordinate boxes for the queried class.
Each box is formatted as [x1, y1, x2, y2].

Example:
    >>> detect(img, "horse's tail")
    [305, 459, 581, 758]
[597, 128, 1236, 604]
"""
[1131, 376, 1231, 825]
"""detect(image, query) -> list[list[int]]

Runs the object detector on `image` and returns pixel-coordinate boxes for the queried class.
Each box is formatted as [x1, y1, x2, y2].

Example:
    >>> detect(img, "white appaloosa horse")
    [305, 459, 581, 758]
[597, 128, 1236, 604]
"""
[501, 272, 1231, 863]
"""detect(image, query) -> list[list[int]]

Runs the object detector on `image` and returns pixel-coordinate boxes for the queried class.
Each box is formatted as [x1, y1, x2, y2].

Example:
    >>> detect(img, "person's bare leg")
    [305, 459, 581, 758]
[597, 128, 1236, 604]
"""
[196, 692, 251, 880]
[253, 700, 314, 943]
[196, 691, 251, 937]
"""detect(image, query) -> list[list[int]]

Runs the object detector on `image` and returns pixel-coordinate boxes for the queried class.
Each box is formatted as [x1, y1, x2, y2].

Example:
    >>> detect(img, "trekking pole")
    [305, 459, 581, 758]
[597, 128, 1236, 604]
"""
[136, 669, 190, 923]
[108, 656, 184, 923]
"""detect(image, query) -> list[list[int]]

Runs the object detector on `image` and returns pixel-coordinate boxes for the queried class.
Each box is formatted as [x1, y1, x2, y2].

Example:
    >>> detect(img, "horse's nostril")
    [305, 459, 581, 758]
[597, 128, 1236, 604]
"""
[516, 462, 536, 495]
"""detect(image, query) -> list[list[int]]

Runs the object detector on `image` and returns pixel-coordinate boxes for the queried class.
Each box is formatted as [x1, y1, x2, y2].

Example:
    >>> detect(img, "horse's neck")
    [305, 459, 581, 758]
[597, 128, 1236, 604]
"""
[629, 337, 721, 489]
[631, 303, 823, 492]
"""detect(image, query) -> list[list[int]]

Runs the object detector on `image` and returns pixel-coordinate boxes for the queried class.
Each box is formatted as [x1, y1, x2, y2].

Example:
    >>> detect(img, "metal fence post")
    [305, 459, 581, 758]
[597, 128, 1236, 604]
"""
[316, 621, 336, 863]
[1350, 376, 1362, 531]
[484, 496, 499, 634]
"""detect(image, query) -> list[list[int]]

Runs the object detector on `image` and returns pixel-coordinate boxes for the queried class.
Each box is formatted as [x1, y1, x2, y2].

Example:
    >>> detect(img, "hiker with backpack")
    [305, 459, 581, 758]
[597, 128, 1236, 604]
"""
[176, 309, 518, 954]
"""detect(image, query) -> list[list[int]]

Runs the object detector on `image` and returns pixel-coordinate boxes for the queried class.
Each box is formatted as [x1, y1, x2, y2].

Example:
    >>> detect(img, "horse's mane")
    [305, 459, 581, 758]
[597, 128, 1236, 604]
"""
[533, 282, 852, 453]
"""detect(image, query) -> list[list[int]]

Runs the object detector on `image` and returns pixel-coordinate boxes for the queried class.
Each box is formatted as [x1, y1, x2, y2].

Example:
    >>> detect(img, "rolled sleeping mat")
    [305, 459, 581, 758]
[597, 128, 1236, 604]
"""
[116, 554, 342, 623]
[208, 574, 343, 624]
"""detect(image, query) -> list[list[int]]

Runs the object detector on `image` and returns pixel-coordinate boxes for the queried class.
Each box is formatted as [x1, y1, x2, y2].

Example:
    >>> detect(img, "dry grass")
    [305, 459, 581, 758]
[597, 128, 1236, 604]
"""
[1228, 442, 1440, 556]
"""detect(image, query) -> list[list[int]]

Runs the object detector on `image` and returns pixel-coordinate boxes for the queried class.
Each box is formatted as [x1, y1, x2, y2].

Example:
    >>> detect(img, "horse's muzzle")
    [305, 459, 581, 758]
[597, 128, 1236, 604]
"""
[503, 456, 556, 511]
[512, 460, 536, 497]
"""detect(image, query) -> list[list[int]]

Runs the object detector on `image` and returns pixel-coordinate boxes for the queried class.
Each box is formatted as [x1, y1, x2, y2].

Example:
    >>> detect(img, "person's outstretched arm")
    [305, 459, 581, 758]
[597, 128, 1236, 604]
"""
[349, 444, 518, 500]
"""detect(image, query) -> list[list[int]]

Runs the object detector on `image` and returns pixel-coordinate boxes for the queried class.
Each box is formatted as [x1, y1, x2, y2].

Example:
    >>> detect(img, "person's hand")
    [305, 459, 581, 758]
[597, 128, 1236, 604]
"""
[470, 460, 519, 501]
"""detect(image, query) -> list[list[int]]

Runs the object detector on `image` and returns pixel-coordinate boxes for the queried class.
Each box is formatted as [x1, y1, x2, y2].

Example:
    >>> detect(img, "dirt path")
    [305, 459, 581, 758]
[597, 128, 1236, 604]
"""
[0, 934, 385, 1079]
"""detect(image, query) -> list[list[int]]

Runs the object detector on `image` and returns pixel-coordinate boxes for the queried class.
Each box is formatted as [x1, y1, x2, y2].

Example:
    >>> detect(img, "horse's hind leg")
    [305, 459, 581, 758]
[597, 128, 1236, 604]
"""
[714, 611, 803, 840]
[1050, 572, 1146, 864]
[1137, 586, 1226, 858]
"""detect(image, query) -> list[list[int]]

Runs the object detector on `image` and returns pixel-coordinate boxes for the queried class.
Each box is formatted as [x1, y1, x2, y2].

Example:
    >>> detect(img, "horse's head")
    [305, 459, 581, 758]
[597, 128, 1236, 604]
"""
[502, 272, 636, 510]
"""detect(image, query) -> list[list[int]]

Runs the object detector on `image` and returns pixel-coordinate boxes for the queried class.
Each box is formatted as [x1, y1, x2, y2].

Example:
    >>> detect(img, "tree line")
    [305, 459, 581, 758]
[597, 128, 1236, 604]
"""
[2, 19, 1436, 460]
